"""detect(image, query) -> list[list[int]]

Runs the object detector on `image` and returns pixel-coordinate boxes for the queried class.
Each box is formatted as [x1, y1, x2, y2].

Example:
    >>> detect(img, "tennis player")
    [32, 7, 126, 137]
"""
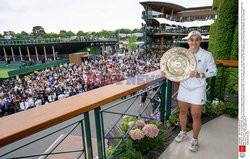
[162, 30, 217, 152]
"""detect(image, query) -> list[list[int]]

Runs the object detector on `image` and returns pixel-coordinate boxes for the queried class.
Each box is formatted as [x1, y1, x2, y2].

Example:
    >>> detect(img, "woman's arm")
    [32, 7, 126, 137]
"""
[204, 53, 217, 78]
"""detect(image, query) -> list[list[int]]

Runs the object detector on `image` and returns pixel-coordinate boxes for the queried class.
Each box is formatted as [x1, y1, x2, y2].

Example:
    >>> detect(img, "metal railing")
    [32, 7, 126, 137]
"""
[144, 28, 210, 35]
[0, 115, 91, 159]
[0, 37, 117, 46]
[0, 60, 238, 159]
[214, 60, 238, 102]
[0, 70, 166, 159]
[98, 81, 164, 158]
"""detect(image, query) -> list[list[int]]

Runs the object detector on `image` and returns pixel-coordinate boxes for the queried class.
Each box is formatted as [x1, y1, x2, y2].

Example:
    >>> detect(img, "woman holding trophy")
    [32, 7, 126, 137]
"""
[161, 31, 217, 152]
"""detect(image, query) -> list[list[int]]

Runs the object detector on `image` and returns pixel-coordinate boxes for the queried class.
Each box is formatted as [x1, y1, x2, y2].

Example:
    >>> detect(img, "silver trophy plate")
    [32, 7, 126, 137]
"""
[160, 47, 197, 82]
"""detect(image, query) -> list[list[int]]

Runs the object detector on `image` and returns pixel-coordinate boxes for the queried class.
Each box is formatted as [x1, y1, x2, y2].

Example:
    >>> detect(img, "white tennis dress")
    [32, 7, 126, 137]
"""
[177, 47, 217, 105]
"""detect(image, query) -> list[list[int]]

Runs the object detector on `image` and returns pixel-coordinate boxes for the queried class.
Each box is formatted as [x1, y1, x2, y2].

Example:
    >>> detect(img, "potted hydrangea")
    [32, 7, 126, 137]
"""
[106, 115, 168, 159]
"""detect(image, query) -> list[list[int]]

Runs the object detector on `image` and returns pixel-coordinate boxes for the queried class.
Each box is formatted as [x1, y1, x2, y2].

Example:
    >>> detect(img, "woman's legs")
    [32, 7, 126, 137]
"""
[178, 100, 190, 132]
[190, 104, 203, 139]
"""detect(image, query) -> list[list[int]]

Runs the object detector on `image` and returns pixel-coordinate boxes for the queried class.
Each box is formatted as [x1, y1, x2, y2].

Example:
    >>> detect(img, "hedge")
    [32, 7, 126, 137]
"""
[230, 21, 238, 60]
[209, 0, 238, 99]
[212, 0, 226, 10]
[208, 21, 217, 55]
[212, 0, 220, 10]
[214, 0, 238, 60]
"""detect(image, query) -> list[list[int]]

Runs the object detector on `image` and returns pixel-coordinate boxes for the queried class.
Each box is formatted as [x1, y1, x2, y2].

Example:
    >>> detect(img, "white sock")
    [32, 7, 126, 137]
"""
[192, 137, 198, 141]
[181, 131, 187, 134]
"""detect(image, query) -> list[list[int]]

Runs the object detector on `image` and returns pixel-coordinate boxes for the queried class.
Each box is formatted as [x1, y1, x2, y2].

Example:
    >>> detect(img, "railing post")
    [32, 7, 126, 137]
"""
[100, 109, 107, 158]
[209, 76, 216, 102]
[84, 112, 93, 159]
[80, 119, 87, 159]
[219, 66, 225, 102]
[94, 107, 104, 159]
[160, 80, 166, 123]
[166, 80, 172, 120]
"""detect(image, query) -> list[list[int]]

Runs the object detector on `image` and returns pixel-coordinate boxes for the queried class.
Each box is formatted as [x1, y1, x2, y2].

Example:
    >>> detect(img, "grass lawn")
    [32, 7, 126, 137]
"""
[0, 68, 16, 78]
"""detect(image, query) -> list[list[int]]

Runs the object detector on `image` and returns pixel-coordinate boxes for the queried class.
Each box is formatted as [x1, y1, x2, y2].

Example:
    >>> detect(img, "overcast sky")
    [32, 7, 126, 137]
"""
[0, 0, 212, 34]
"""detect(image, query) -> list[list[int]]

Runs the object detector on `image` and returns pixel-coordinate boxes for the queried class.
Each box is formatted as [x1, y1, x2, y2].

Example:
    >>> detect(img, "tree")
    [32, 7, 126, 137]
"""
[42, 32, 59, 38]
[117, 28, 132, 34]
[3, 31, 16, 39]
[91, 31, 97, 37]
[16, 31, 29, 39]
[59, 30, 67, 34]
[59, 30, 67, 38]
[77, 31, 86, 36]
[132, 28, 143, 33]
[66, 31, 75, 37]
[127, 34, 137, 51]
[92, 30, 113, 38]
[21, 31, 29, 37]
[31, 26, 45, 38]
[16, 33, 22, 39]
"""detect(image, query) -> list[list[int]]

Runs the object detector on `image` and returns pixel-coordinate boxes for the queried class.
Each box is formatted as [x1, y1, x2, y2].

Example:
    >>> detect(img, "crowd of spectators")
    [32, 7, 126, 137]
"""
[0, 53, 160, 116]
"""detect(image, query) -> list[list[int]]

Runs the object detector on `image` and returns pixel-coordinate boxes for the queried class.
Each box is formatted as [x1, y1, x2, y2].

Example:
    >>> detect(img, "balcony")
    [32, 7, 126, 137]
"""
[142, 10, 216, 22]
[159, 115, 237, 159]
[0, 60, 238, 159]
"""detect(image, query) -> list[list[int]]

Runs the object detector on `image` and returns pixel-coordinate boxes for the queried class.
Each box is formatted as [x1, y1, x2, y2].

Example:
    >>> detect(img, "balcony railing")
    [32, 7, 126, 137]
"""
[144, 27, 210, 35]
[142, 11, 216, 22]
[0, 37, 117, 46]
[0, 60, 238, 159]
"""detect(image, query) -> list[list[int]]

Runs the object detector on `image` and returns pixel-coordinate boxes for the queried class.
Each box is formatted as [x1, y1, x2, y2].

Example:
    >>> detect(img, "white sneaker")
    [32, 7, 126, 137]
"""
[175, 131, 188, 143]
[189, 138, 199, 152]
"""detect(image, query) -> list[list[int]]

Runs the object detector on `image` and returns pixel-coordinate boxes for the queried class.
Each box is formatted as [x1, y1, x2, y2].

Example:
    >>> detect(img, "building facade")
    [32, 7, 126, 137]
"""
[140, 1, 216, 57]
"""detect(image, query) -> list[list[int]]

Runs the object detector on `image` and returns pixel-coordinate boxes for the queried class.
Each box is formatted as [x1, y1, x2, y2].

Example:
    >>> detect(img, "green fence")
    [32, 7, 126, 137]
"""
[7, 59, 68, 77]
[0, 59, 69, 83]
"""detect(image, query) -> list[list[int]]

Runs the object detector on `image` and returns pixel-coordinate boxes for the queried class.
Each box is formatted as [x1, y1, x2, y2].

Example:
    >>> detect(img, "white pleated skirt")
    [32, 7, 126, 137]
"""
[177, 85, 207, 105]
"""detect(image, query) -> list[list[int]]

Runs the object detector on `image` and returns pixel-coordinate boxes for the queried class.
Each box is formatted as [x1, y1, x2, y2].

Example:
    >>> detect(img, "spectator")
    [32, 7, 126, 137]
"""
[0, 54, 160, 116]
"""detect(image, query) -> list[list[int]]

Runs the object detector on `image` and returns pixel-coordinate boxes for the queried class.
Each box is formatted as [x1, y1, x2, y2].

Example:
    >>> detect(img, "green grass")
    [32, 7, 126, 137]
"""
[0, 59, 69, 79]
[0, 68, 16, 78]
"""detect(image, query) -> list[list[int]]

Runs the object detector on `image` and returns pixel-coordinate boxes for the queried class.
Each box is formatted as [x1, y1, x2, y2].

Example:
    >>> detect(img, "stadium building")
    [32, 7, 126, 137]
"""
[140, 0, 216, 57]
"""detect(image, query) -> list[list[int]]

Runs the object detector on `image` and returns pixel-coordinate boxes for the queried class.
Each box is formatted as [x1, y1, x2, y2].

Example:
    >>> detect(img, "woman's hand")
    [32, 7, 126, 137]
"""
[189, 70, 199, 78]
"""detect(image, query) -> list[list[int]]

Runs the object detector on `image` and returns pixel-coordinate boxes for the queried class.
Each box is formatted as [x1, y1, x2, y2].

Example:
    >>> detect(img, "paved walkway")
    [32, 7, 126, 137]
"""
[158, 115, 238, 159]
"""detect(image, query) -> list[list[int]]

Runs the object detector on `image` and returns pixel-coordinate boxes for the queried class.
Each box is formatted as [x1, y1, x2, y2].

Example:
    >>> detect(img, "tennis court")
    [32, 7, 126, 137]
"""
[0, 68, 16, 78]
